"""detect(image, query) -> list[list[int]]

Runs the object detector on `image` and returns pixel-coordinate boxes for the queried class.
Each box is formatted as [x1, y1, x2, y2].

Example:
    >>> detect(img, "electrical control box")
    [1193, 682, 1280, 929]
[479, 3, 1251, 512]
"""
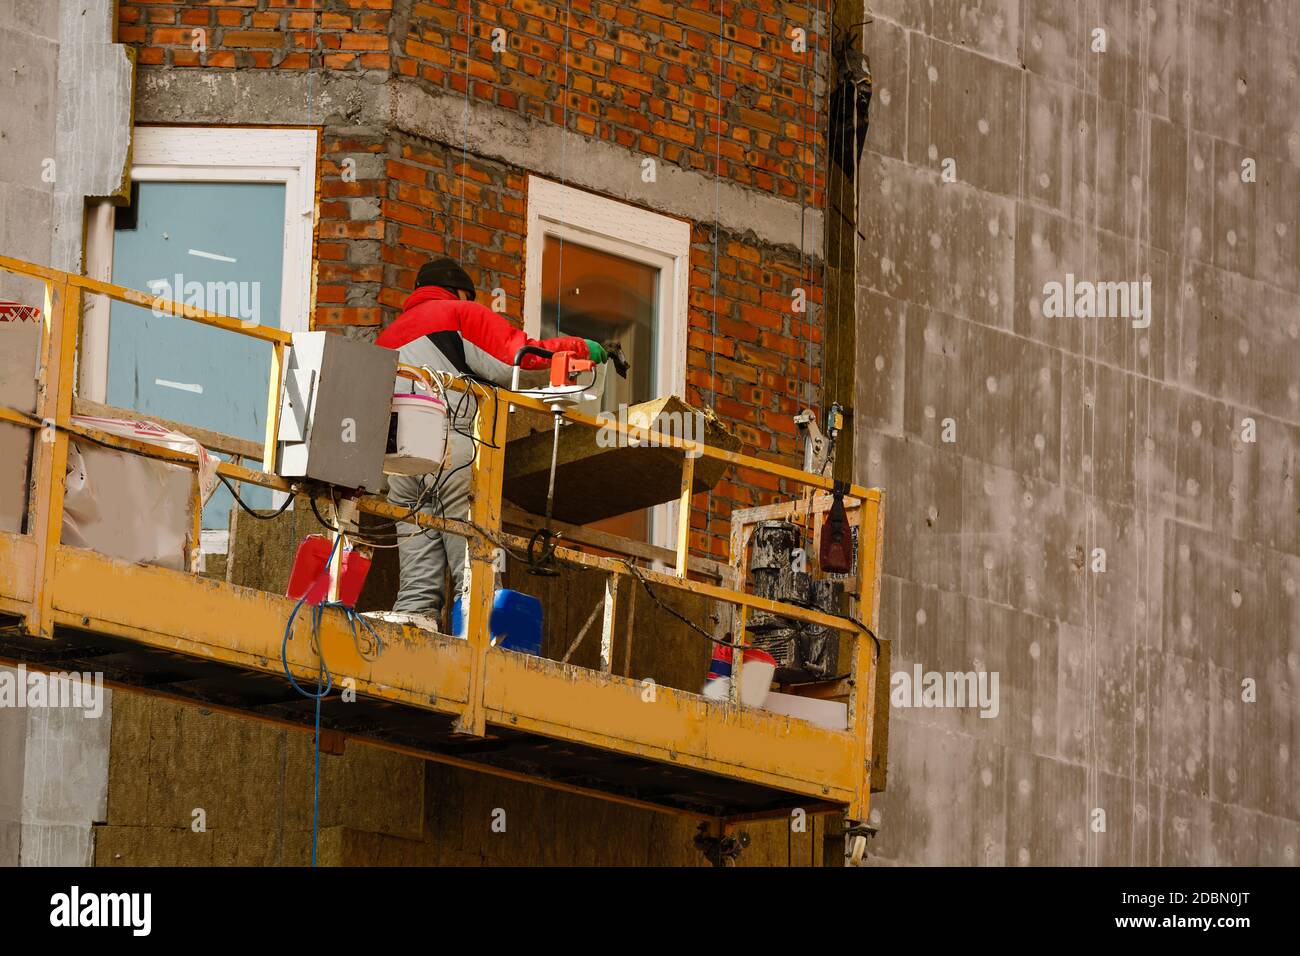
[275, 331, 397, 493]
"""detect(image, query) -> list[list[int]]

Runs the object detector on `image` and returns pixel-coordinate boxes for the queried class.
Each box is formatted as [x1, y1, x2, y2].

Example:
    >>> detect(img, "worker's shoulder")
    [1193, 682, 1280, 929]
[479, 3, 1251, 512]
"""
[459, 298, 510, 323]
[377, 301, 462, 347]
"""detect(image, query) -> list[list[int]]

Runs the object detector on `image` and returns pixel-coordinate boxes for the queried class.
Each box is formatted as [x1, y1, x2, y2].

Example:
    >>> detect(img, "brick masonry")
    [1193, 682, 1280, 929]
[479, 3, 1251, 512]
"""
[115, 0, 837, 559]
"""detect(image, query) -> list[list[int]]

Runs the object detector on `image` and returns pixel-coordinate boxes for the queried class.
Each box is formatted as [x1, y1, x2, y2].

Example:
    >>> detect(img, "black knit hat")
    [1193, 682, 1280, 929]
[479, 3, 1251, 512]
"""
[416, 257, 475, 297]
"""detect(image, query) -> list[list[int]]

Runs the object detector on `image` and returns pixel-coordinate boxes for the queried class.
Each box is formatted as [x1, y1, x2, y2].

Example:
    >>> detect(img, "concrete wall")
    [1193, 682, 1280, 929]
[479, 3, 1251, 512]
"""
[0, 0, 130, 867]
[0, 0, 57, 864]
[0, 0, 59, 307]
[0, 0, 59, 867]
[853, 0, 1299, 864]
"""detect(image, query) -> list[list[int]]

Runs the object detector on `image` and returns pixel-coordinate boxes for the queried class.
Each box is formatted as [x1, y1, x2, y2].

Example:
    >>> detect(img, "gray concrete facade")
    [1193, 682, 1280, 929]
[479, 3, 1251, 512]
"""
[855, 1, 1299, 864]
[0, 0, 129, 867]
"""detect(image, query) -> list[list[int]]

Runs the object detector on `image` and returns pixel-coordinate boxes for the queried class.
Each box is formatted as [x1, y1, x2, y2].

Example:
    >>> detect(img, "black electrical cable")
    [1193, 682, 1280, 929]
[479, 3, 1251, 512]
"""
[218, 472, 295, 520]
[620, 560, 737, 649]
[308, 490, 340, 533]
[622, 556, 881, 665]
[846, 614, 882, 663]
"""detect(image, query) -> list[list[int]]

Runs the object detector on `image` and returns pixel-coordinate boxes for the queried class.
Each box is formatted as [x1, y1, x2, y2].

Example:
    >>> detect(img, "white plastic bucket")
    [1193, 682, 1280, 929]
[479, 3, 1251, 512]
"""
[387, 392, 448, 475]
[701, 647, 776, 707]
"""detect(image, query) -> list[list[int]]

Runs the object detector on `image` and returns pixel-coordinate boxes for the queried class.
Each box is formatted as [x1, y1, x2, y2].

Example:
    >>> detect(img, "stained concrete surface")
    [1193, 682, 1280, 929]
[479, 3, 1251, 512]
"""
[0, 0, 129, 867]
[854, 1, 1299, 865]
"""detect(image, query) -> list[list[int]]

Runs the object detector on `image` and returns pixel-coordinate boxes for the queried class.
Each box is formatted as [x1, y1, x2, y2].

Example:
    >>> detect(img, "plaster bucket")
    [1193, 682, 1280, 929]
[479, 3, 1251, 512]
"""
[702, 645, 776, 707]
[386, 391, 448, 475]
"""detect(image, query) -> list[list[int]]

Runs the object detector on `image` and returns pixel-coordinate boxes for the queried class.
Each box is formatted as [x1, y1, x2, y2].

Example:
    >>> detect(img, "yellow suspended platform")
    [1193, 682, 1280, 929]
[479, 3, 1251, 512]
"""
[0, 254, 886, 831]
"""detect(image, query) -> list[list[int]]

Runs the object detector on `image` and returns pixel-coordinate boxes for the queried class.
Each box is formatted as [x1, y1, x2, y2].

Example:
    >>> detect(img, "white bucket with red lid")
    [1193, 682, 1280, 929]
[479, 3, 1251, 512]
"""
[702, 644, 776, 707]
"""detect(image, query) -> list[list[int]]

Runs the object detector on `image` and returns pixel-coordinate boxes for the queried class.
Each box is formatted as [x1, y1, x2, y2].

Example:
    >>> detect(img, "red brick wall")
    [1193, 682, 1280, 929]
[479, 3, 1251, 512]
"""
[115, 0, 831, 558]
[378, 133, 528, 319]
[118, 0, 394, 71]
[398, 0, 827, 206]
[390, 1, 830, 556]
[684, 227, 822, 557]
[380, 135, 822, 557]
[118, 0, 398, 328]
[317, 131, 389, 327]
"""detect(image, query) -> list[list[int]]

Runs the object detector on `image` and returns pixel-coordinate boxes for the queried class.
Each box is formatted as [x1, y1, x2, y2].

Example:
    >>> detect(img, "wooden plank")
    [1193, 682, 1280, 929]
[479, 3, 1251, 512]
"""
[621, 581, 637, 677]
[188, 469, 202, 572]
[847, 494, 885, 820]
[599, 574, 619, 673]
[871, 634, 890, 794]
[456, 386, 510, 737]
[28, 280, 76, 639]
[262, 342, 284, 473]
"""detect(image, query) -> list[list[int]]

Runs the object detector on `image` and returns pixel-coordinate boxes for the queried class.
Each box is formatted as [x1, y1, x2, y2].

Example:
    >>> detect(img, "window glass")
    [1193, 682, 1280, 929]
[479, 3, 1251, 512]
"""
[109, 180, 286, 528]
[539, 235, 658, 414]
[539, 235, 659, 541]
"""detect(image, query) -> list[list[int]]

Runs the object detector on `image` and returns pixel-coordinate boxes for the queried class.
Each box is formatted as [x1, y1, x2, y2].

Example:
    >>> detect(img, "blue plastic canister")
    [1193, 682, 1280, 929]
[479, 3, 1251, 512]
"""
[450, 588, 543, 656]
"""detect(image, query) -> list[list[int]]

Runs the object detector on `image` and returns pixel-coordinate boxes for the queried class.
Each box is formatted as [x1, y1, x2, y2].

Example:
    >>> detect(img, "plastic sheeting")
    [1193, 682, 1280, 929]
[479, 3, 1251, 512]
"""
[61, 417, 217, 570]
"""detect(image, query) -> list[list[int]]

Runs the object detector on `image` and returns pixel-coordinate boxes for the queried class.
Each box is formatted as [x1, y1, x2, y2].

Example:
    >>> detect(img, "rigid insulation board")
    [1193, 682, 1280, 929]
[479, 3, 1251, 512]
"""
[502, 396, 741, 523]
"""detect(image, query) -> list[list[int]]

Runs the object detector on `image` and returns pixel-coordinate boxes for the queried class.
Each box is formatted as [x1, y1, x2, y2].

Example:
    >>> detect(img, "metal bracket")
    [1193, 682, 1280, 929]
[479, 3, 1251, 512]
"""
[694, 821, 751, 867]
[795, 404, 843, 477]
[333, 496, 361, 537]
[845, 819, 879, 866]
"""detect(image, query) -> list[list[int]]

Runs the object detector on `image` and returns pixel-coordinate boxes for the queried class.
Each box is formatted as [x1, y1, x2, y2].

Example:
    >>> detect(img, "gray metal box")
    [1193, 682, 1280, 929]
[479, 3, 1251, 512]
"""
[276, 331, 396, 493]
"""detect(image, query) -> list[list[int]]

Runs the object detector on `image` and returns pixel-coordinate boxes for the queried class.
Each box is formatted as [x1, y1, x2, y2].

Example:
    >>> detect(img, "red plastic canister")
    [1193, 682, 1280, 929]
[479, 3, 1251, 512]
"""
[286, 534, 371, 607]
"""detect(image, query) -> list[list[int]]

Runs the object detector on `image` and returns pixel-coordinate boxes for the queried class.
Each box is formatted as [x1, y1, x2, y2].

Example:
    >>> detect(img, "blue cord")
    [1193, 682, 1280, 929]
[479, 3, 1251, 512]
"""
[279, 536, 386, 867]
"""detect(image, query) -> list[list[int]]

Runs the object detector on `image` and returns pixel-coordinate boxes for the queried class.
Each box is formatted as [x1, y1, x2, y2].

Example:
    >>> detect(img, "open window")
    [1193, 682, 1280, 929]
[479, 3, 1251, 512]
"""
[522, 177, 690, 546]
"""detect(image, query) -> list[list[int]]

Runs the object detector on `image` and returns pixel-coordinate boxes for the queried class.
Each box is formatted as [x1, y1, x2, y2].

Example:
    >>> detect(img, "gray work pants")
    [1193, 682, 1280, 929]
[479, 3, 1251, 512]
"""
[388, 430, 476, 616]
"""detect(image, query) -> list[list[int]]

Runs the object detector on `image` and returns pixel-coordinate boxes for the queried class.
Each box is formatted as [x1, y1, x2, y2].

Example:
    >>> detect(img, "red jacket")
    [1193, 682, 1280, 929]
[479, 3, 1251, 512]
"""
[376, 286, 590, 384]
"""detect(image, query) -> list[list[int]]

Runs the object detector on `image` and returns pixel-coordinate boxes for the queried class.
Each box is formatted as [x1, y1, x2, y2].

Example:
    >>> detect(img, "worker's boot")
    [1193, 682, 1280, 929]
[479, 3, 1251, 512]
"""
[361, 610, 441, 633]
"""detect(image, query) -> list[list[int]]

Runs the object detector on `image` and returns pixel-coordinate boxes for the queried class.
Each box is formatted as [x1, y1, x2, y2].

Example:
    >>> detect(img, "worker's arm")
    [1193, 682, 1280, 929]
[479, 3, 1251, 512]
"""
[454, 300, 595, 387]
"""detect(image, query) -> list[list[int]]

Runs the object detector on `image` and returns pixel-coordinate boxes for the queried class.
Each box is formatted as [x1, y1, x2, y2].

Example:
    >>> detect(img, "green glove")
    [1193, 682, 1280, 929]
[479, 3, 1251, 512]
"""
[584, 339, 608, 364]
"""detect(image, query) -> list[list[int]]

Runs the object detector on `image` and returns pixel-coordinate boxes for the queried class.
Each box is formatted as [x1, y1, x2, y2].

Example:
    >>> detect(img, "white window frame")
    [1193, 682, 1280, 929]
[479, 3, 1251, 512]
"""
[523, 176, 690, 401]
[523, 176, 691, 550]
[81, 126, 318, 402]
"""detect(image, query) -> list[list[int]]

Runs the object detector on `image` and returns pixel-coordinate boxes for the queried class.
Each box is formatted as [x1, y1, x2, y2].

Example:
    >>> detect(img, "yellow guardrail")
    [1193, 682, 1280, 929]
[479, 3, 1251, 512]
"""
[0, 253, 885, 822]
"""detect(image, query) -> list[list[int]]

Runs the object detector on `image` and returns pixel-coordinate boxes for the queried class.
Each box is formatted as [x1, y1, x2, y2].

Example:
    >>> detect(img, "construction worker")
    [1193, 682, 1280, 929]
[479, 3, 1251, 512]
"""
[374, 256, 609, 627]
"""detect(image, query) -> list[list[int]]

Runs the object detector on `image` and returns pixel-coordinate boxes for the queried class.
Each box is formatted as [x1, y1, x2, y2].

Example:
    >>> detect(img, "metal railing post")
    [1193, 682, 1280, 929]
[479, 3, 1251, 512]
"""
[674, 453, 695, 577]
[455, 385, 510, 737]
[27, 279, 78, 638]
[847, 494, 885, 822]
[263, 340, 284, 474]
